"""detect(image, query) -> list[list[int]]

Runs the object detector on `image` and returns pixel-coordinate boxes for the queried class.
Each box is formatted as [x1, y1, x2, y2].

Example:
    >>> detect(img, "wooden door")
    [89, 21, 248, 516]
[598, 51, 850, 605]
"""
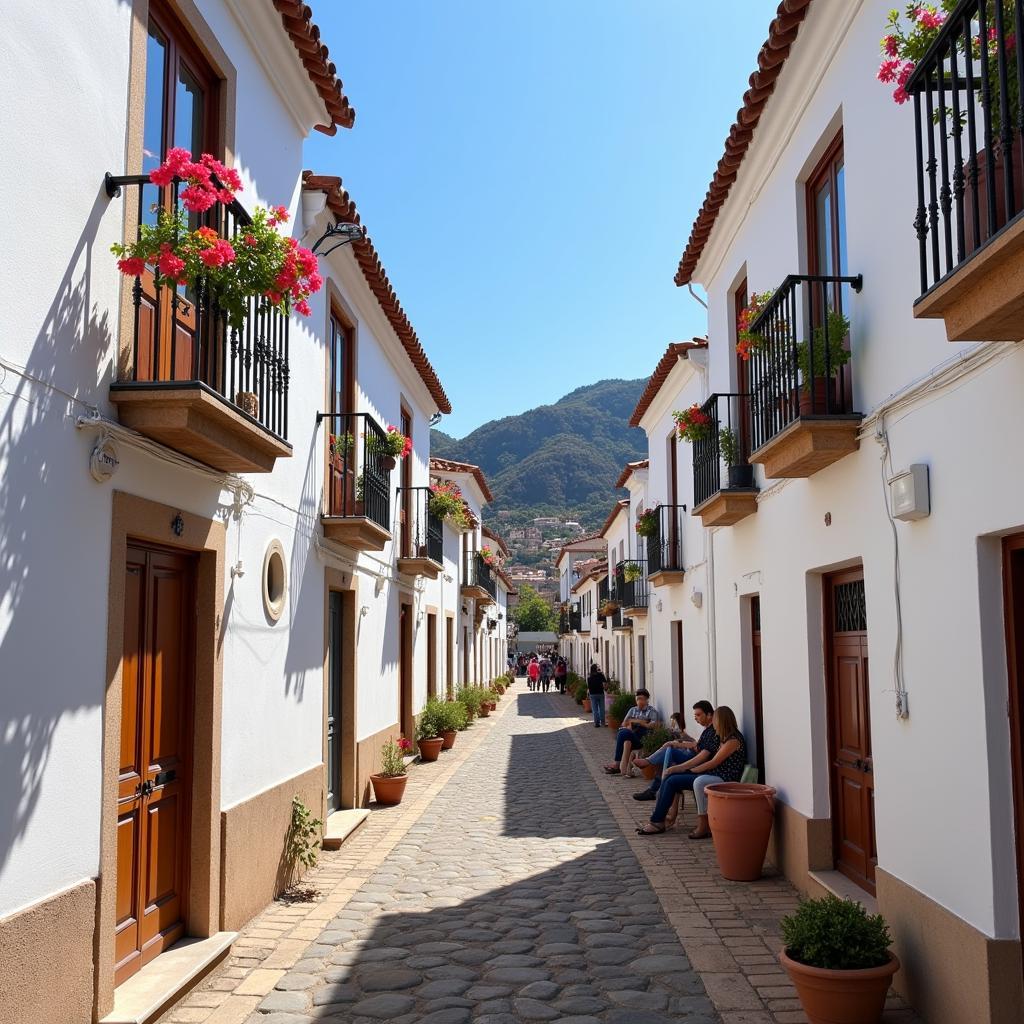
[427, 613, 437, 698]
[445, 617, 454, 697]
[826, 569, 876, 894]
[672, 620, 685, 710]
[750, 596, 765, 782]
[116, 544, 195, 985]
[399, 603, 413, 738]
[326, 591, 343, 813]
[1002, 534, 1024, 975]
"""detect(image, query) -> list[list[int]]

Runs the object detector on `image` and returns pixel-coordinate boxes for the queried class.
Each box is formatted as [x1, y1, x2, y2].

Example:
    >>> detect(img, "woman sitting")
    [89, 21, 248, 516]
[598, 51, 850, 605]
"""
[635, 705, 746, 840]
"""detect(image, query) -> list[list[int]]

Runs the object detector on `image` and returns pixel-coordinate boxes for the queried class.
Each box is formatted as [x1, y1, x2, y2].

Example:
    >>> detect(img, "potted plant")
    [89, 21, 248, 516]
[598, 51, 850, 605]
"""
[635, 507, 659, 539]
[736, 289, 774, 361]
[705, 781, 777, 880]
[796, 308, 851, 416]
[598, 598, 619, 617]
[480, 546, 497, 568]
[416, 697, 446, 761]
[438, 699, 467, 748]
[329, 432, 354, 467]
[718, 427, 754, 489]
[623, 562, 644, 583]
[457, 685, 483, 721]
[779, 895, 900, 1024]
[370, 736, 411, 805]
[428, 480, 464, 521]
[673, 403, 713, 443]
[371, 425, 412, 472]
[608, 691, 636, 731]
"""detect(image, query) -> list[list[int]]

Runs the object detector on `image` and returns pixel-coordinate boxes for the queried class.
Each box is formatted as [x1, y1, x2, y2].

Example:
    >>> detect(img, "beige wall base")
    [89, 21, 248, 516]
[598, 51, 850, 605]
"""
[356, 724, 402, 807]
[220, 765, 324, 930]
[765, 798, 832, 892]
[0, 880, 96, 1024]
[877, 867, 1024, 1024]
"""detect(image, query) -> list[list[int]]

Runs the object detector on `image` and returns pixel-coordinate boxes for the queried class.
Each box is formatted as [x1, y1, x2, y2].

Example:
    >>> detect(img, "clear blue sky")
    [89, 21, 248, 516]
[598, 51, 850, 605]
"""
[304, 1, 778, 437]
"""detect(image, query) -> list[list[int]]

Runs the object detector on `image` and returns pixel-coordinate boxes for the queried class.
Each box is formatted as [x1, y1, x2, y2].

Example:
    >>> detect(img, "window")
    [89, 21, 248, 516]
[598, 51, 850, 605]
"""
[807, 132, 848, 312]
[734, 277, 750, 451]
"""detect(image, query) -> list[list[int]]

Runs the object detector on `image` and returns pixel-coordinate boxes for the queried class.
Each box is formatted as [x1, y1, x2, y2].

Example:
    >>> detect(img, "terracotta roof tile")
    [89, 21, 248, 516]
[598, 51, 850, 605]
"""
[303, 172, 451, 413]
[554, 534, 607, 568]
[599, 500, 629, 539]
[273, 0, 356, 133]
[629, 340, 708, 428]
[429, 458, 494, 503]
[615, 460, 649, 490]
[674, 0, 812, 285]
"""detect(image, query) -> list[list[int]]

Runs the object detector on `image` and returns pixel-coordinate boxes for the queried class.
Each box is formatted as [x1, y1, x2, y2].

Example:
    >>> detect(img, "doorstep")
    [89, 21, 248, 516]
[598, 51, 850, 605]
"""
[321, 808, 370, 850]
[101, 932, 236, 1024]
[809, 869, 879, 915]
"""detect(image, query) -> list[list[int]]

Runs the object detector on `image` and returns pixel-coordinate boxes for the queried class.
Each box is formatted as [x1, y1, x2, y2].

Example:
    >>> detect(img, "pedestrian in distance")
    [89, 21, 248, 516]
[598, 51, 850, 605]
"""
[587, 663, 607, 726]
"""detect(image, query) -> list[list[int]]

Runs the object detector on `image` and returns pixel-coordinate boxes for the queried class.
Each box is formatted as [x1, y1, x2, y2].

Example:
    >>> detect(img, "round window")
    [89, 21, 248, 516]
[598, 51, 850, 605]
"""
[262, 540, 287, 622]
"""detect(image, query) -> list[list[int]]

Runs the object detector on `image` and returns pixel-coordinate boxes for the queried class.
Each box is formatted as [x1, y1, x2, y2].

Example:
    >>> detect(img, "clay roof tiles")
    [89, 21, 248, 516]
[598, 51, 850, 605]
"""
[273, 0, 356, 134]
[554, 534, 607, 568]
[673, 0, 813, 286]
[429, 458, 494, 503]
[615, 460, 649, 490]
[599, 500, 629, 538]
[303, 172, 451, 414]
[628, 340, 708, 428]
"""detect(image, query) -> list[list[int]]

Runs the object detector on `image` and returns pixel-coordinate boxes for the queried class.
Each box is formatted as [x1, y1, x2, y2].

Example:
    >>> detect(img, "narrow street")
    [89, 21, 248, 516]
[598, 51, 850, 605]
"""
[161, 684, 918, 1024]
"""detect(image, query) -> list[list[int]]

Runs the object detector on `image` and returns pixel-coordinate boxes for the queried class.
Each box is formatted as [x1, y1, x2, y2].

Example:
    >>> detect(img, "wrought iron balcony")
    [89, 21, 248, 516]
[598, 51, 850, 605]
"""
[568, 606, 582, 632]
[615, 559, 649, 614]
[746, 274, 863, 478]
[908, 1, 1024, 339]
[646, 504, 686, 585]
[596, 575, 611, 621]
[396, 486, 444, 578]
[691, 392, 759, 527]
[318, 412, 392, 551]
[106, 173, 291, 472]
[463, 551, 497, 602]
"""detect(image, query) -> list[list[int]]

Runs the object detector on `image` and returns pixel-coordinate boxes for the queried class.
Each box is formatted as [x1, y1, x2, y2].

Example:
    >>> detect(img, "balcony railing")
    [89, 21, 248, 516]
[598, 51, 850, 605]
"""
[464, 551, 498, 600]
[596, 576, 611, 621]
[646, 504, 685, 576]
[692, 392, 756, 508]
[397, 486, 443, 565]
[106, 173, 290, 442]
[318, 412, 391, 532]
[615, 559, 649, 611]
[568, 607, 582, 632]
[907, 1, 1024, 296]
[747, 274, 863, 452]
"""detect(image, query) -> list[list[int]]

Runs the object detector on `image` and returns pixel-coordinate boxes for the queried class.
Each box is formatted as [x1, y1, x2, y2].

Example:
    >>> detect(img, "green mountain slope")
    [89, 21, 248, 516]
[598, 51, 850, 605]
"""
[431, 378, 647, 534]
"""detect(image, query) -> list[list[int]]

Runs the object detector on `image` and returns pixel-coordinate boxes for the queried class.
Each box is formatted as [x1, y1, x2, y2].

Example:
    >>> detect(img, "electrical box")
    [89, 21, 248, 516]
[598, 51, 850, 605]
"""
[889, 463, 930, 521]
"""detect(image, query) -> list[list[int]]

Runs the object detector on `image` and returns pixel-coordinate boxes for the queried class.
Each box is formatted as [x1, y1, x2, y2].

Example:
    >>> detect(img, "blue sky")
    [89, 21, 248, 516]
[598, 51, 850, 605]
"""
[305, 1, 779, 437]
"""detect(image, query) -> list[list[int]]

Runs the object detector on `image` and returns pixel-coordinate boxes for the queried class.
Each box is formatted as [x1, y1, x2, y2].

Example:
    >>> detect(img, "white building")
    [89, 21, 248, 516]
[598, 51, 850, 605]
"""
[0, 3, 455, 1021]
[628, 2, 1024, 1021]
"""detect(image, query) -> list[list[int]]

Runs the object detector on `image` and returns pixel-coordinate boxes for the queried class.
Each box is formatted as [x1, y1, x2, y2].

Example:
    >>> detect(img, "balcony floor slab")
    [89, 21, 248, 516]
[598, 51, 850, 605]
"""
[397, 556, 443, 579]
[692, 487, 759, 527]
[321, 516, 391, 552]
[750, 415, 860, 479]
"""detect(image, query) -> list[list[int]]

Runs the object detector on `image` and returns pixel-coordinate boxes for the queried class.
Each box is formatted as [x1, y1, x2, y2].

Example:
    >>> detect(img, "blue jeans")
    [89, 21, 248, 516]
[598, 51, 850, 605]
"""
[650, 769, 700, 824]
[642, 747, 695, 794]
[613, 726, 648, 762]
[590, 693, 605, 725]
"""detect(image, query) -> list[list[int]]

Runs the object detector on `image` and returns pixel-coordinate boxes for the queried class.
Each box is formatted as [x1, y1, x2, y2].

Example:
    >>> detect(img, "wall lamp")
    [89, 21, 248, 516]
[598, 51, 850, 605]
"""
[310, 221, 365, 257]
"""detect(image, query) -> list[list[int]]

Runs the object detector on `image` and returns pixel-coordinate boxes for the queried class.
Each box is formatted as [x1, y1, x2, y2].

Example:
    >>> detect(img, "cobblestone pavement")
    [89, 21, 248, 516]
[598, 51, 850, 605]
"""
[160, 684, 922, 1024]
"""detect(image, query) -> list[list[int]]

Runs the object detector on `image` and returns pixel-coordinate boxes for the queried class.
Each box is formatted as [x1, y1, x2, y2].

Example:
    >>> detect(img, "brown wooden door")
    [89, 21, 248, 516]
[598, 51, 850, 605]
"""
[671, 620, 684, 710]
[116, 544, 195, 985]
[826, 569, 876, 894]
[399, 603, 413, 738]
[750, 596, 766, 783]
[427, 613, 437, 699]
[1002, 534, 1024, 976]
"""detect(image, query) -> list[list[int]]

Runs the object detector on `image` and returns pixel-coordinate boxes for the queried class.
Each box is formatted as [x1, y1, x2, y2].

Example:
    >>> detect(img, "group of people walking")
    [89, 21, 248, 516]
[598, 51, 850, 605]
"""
[516, 652, 568, 692]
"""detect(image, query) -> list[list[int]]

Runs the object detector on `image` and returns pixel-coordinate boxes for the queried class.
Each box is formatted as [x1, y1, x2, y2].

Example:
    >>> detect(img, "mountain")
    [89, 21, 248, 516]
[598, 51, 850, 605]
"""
[431, 378, 648, 544]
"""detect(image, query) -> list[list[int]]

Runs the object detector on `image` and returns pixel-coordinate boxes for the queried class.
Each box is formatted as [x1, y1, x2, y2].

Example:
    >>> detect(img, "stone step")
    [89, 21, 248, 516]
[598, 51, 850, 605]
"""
[321, 808, 370, 850]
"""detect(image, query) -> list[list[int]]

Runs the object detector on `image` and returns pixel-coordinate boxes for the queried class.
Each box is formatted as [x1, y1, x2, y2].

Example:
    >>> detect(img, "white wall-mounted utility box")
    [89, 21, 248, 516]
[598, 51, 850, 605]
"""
[889, 463, 930, 521]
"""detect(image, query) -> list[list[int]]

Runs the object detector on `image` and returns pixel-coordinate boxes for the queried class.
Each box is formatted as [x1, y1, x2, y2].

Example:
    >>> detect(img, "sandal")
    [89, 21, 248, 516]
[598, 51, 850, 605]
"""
[635, 824, 666, 836]
[688, 829, 712, 840]
[603, 766, 621, 775]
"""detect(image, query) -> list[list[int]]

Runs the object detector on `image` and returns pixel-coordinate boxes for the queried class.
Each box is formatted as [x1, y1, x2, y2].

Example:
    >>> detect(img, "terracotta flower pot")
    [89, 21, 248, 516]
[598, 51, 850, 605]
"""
[417, 736, 444, 762]
[582, 698, 592, 713]
[705, 782, 777, 881]
[479, 704, 491, 718]
[235, 390, 259, 417]
[641, 764, 657, 781]
[779, 950, 900, 1024]
[441, 730, 457, 750]
[607, 716, 621, 730]
[370, 773, 408, 806]
[381, 455, 397, 471]
[798, 377, 838, 417]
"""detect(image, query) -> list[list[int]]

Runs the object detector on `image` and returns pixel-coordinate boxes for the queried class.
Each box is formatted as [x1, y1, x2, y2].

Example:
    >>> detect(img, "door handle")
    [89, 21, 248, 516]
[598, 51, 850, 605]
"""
[140, 780, 154, 797]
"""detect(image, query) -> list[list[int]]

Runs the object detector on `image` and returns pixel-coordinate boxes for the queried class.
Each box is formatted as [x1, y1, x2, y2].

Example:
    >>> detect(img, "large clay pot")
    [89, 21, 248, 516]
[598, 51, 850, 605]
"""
[607, 717, 621, 730]
[441, 730, 457, 750]
[479, 704, 491, 718]
[370, 773, 408, 806]
[705, 782, 777, 881]
[641, 764, 658, 781]
[582, 697, 592, 713]
[780, 950, 900, 1024]
[417, 737, 444, 762]
[798, 377, 838, 417]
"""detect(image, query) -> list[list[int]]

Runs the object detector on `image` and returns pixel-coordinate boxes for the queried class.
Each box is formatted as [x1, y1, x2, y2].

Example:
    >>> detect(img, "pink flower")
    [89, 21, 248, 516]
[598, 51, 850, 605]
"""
[268, 204, 290, 226]
[149, 164, 175, 187]
[216, 188, 236, 205]
[893, 85, 910, 105]
[180, 184, 216, 212]
[883, 34, 899, 57]
[182, 161, 212, 183]
[897, 60, 915, 88]
[297, 248, 318, 276]
[294, 299, 312, 317]
[264, 290, 283, 305]
[878, 59, 900, 83]
[157, 250, 186, 279]
[198, 239, 235, 268]
[918, 11, 945, 31]
[117, 256, 146, 276]
[307, 272, 323, 293]
[164, 147, 192, 174]
[244, 234, 258, 247]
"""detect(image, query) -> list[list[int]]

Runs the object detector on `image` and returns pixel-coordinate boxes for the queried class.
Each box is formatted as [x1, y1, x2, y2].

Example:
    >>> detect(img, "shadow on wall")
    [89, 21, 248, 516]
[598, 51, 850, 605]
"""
[0, 186, 113, 875]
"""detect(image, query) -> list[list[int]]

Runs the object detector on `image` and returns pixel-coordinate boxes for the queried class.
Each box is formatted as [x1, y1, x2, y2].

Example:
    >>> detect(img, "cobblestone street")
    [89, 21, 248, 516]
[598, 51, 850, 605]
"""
[160, 684, 920, 1024]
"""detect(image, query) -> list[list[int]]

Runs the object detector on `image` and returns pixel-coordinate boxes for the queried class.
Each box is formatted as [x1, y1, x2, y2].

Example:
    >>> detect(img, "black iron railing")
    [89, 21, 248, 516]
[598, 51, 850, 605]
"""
[646, 505, 685, 575]
[615, 559, 649, 610]
[596, 575, 610, 620]
[746, 274, 863, 451]
[397, 486, 443, 564]
[692, 392, 756, 507]
[106, 173, 290, 441]
[907, 1, 1024, 295]
[464, 551, 498, 600]
[568, 606, 582, 632]
[318, 412, 391, 532]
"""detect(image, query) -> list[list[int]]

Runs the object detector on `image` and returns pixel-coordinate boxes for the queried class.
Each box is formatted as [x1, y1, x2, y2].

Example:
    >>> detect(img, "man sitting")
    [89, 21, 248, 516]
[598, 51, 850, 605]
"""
[603, 689, 660, 775]
[632, 700, 714, 801]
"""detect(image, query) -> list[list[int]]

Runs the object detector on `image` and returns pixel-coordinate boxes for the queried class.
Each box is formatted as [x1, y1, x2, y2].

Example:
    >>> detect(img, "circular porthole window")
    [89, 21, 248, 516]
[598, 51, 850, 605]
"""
[262, 539, 287, 622]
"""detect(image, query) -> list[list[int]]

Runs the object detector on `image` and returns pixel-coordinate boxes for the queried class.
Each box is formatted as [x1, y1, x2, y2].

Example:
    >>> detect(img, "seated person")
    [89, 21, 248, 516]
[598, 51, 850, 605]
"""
[636, 705, 746, 839]
[603, 689, 659, 775]
[632, 701, 713, 801]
